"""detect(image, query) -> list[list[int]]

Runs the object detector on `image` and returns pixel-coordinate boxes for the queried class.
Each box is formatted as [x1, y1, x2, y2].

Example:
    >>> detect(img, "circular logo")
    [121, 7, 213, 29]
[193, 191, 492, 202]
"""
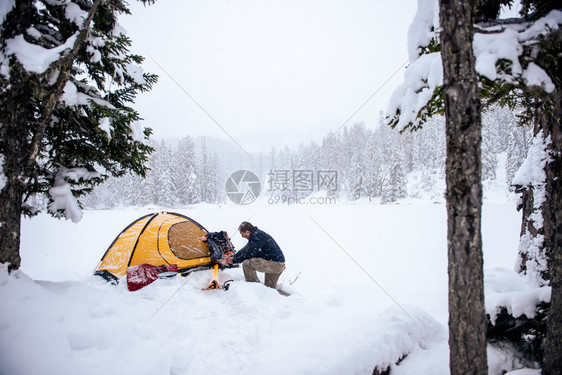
[225, 170, 261, 205]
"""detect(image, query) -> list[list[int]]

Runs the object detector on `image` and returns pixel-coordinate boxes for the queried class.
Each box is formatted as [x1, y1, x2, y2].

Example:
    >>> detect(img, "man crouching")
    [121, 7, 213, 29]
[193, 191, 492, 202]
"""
[219, 221, 285, 289]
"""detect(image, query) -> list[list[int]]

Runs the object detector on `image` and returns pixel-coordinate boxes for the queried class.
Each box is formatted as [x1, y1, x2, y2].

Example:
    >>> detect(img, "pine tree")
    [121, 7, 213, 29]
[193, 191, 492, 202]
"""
[506, 124, 532, 191]
[155, 142, 175, 207]
[364, 133, 381, 200]
[481, 6, 562, 370]
[198, 138, 219, 204]
[393, 159, 408, 200]
[319, 131, 343, 197]
[0, 0, 156, 270]
[482, 122, 499, 181]
[173, 137, 200, 205]
[381, 152, 407, 204]
[347, 123, 369, 200]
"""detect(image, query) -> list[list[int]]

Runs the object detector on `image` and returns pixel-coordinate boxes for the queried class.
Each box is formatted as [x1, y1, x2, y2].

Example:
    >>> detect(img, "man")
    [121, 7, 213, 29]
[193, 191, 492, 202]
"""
[220, 222, 286, 289]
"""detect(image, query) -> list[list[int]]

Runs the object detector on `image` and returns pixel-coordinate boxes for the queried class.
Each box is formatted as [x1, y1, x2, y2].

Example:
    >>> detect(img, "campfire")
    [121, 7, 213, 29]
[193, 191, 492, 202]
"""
[204, 265, 221, 290]
[203, 264, 233, 291]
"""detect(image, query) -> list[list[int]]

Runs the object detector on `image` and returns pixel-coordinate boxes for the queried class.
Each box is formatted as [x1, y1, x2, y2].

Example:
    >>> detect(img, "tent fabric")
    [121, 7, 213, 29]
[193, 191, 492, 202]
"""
[94, 212, 211, 279]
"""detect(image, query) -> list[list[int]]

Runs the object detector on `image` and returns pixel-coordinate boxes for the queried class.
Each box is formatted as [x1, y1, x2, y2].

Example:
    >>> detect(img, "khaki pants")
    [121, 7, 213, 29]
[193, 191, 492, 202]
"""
[242, 258, 286, 289]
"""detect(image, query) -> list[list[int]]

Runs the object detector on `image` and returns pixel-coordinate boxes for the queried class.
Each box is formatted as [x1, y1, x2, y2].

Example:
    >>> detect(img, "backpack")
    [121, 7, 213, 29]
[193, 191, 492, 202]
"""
[203, 231, 236, 264]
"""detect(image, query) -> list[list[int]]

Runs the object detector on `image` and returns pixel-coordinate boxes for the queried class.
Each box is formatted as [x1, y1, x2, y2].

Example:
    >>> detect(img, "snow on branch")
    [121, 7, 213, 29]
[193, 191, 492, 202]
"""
[406, 0, 439, 63]
[486, 286, 551, 324]
[387, 53, 442, 132]
[512, 131, 552, 286]
[61, 80, 114, 108]
[48, 166, 100, 223]
[64, 2, 88, 27]
[0, 154, 5, 191]
[4, 33, 78, 74]
[512, 130, 551, 189]
[473, 28, 522, 81]
[387, 4, 562, 132]
[0, 1, 14, 27]
[522, 63, 555, 93]
[1, 0, 102, 80]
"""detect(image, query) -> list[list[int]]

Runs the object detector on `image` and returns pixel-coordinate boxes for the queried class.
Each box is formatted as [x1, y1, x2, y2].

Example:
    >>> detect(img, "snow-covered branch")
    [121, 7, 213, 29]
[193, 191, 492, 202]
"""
[386, 4, 562, 132]
[48, 166, 101, 222]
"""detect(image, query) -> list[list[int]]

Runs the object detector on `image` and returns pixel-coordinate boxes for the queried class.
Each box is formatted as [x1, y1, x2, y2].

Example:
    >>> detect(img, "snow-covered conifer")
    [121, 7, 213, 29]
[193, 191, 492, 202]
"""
[173, 137, 200, 206]
[0, 0, 156, 270]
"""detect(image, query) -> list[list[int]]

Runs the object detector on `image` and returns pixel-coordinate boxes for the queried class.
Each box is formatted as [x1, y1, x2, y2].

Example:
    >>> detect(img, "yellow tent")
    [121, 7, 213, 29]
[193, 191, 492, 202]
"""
[94, 211, 212, 280]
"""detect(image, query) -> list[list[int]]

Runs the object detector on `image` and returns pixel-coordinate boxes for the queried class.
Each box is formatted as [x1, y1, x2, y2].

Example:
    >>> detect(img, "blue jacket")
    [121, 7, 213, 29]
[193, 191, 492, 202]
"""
[233, 227, 285, 264]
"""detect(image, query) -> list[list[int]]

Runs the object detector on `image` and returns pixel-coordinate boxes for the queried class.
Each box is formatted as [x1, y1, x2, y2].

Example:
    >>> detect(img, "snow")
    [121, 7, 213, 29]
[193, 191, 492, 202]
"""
[60, 81, 113, 108]
[387, 7, 562, 130]
[0, 0, 14, 25]
[125, 63, 146, 85]
[519, 10, 562, 40]
[0, 52, 9, 78]
[387, 53, 443, 131]
[0, 190, 539, 374]
[48, 166, 101, 223]
[130, 121, 147, 142]
[0, 1, 552, 372]
[0, 154, 5, 191]
[505, 369, 541, 375]
[472, 9, 562, 89]
[489, 345, 531, 375]
[473, 29, 522, 81]
[406, 0, 439, 62]
[486, 285, 551, 324]
[60, 81, 81, 105]
[512, 130, 552, 197]
[64, 2, 88, 27]
[513, 130, 550, 193]
[523, 62, 555, 93]
[511, 130, 551, 286]
[86, 45, 102, 63]
[99, 117, 112, 136]
[0, 0, 11, 77]
[26, 27, 42, 39]
[4, 33, 78, 74]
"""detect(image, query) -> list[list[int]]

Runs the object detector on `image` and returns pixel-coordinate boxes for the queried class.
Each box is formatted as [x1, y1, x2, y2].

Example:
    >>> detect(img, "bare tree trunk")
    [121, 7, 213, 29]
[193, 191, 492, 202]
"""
[439, 0, 488, 373]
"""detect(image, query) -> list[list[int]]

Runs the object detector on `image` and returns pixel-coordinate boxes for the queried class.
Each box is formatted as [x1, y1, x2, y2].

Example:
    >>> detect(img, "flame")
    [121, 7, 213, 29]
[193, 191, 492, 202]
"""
[205, 264, 221, 290]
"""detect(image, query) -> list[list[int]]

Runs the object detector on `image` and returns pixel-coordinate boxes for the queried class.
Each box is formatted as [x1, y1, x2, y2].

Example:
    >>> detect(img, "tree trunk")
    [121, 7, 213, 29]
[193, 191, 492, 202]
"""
[0, 91, 28, 271]
[0, 60, 32, 271]
[0, 176, 25, 272]
[542, 89, 562, 375]
[439, 0, 488, 374]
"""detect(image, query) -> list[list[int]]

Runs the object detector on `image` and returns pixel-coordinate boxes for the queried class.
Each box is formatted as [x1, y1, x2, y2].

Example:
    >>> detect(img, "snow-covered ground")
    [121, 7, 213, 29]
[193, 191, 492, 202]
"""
[1, 196, 537, 375]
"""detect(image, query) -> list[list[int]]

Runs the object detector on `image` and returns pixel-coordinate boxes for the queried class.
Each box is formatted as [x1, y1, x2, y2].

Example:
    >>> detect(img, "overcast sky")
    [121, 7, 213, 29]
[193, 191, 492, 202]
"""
[120, 0, 418, 152]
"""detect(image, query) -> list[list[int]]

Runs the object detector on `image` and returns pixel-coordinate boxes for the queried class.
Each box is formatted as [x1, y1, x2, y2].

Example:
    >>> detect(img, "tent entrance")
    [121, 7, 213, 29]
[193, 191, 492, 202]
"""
[168, 221, 209, 260]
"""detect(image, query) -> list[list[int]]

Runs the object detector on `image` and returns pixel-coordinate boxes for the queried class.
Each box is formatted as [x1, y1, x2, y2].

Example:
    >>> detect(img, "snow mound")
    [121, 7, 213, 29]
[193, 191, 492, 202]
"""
[0, 263, 444, 375]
